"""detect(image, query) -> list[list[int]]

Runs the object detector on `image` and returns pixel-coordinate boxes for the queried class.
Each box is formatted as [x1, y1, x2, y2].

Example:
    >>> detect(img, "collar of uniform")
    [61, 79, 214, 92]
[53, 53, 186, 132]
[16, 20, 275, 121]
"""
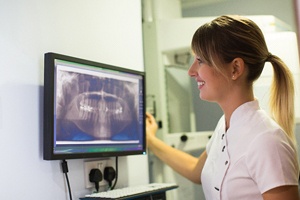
[227, 100, 260, 133]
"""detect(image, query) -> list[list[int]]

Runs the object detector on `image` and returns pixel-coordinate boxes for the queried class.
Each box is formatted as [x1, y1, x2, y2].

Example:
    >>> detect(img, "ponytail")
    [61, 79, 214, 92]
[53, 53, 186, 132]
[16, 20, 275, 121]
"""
[268, 54, 296, 143]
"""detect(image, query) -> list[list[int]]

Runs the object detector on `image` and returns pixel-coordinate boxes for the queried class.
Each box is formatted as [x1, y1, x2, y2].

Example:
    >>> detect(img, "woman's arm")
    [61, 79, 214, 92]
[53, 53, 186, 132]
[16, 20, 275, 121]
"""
[262, 185, 299, 200]
[146, 112, 207, 184]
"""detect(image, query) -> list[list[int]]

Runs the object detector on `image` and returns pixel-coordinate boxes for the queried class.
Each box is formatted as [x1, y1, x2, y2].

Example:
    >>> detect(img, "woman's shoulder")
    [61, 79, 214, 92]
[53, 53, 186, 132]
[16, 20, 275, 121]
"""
[245, 127, 299, 193]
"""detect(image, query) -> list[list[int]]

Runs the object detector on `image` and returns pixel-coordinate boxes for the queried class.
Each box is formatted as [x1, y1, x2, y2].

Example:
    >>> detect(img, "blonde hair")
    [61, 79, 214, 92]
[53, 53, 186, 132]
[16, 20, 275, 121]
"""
[191, 15, 295, 143]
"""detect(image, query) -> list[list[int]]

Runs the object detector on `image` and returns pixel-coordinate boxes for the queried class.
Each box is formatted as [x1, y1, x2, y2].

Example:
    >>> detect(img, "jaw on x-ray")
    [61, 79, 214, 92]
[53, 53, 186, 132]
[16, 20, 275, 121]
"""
[55, 71, 139, 141]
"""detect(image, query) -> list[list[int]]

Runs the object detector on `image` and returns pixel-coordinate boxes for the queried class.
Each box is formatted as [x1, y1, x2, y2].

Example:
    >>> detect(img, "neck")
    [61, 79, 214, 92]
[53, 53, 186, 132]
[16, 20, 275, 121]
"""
[220, 88, 254, 130]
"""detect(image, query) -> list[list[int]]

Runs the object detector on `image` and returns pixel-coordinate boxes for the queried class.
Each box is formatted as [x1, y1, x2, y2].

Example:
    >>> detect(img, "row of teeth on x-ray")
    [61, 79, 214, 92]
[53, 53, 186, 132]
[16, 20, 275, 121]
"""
[78, 91, 125, 121]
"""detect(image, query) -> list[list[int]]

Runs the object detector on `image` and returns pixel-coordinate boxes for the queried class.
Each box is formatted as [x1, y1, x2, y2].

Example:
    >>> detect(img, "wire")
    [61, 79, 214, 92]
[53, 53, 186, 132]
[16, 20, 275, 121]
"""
[64, 173, 73, 200]
[110, 156, 118, 190]
[61, 160, 73, 200]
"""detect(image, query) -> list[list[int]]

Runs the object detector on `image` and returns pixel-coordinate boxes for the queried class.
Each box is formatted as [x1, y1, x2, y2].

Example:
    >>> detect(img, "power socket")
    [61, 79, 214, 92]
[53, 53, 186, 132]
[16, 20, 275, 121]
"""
[84, 159, 114, 189]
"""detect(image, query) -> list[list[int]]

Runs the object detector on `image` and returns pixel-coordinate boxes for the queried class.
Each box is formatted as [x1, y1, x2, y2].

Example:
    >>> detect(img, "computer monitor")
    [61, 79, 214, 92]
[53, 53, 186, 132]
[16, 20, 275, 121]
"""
[43, 52, 146, 160]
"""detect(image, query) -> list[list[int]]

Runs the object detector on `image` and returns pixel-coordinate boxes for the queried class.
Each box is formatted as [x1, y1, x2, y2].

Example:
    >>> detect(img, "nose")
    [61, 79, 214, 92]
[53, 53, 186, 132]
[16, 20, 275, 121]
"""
[188, 59, 198, 78]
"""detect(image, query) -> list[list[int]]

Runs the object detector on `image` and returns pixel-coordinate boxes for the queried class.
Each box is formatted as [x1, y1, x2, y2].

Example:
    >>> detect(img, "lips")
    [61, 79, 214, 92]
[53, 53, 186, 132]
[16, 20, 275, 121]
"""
[197, 81, 205, 89]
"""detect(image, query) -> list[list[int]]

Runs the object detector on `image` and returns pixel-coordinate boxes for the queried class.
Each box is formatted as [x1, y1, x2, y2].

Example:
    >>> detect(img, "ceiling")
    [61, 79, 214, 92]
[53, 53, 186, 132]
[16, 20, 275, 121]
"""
[180, 0, 230, 9]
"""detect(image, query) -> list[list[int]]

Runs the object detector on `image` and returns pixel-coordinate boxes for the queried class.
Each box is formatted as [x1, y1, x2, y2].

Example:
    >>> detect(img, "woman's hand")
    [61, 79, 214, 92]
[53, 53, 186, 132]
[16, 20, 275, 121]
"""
[145, 112, 158, 145]
[145, 112, 204, 183]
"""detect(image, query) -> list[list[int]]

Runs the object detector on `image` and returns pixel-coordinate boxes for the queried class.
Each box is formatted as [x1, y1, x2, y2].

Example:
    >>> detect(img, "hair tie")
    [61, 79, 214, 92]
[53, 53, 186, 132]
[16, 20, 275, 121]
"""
[266, 52, 272, 62]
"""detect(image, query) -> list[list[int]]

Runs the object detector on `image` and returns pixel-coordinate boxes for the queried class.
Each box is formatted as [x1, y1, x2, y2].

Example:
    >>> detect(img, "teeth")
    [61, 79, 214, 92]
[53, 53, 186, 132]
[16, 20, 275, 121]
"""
[78, 93, 124, 114]
[198, 81, 205, 86]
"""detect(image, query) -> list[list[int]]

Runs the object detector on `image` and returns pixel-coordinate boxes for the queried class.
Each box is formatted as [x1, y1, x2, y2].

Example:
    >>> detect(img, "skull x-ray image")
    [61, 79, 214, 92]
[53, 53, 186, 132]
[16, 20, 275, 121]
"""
[55, 70, 139, 141]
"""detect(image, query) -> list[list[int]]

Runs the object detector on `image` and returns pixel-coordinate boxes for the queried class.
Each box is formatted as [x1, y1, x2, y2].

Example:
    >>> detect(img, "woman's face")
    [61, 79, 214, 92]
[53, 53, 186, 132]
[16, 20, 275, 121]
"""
[188, 55, 231, 103]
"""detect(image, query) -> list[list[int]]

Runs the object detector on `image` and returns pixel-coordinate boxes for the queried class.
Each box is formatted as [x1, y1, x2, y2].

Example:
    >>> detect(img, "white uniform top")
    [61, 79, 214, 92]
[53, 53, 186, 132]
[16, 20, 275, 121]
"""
[201, 100, 299, 200]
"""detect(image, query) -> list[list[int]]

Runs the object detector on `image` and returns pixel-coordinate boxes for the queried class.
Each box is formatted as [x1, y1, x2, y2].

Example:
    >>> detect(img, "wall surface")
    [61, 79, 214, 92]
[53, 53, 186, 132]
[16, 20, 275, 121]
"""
[0, 0, 149, 199]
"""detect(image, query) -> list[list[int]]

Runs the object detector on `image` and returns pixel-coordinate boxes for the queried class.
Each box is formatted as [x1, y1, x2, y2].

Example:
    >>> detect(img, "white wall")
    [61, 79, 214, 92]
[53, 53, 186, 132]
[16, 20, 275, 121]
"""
[0, 0, 149, 199]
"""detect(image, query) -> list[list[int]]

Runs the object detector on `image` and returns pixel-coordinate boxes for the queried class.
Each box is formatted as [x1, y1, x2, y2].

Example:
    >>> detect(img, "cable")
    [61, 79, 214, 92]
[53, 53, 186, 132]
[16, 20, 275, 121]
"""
[61, 160, 73, 200]
[110, 156, 118, 190]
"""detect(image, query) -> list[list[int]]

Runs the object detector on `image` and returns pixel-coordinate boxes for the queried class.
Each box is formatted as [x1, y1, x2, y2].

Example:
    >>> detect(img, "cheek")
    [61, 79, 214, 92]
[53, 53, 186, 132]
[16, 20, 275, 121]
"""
[201, 73, 229, 99]
[201, 68, 217, 83]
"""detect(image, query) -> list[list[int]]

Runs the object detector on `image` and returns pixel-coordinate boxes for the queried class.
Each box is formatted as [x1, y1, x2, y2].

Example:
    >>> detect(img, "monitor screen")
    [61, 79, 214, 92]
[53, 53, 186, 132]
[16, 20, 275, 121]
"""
[43, 53, 146, 160]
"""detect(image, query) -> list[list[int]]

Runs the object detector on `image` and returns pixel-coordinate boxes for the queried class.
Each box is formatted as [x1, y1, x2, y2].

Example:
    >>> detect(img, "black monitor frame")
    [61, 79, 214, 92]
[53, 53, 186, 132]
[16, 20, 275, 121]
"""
[43, 52, 146, 160]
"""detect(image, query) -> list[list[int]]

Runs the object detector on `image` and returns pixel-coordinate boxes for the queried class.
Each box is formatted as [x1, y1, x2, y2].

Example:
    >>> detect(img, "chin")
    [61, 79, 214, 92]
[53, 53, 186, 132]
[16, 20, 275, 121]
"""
[199, 93, 214, 102]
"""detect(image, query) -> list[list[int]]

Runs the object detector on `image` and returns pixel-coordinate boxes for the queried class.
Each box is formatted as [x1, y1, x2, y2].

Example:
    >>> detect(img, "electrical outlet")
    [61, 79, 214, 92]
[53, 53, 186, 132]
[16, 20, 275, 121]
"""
[84, 159, 114, 189]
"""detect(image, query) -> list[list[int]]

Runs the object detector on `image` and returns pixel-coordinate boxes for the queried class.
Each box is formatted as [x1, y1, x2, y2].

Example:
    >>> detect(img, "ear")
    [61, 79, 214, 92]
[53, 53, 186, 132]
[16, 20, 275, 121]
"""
[230, 58, 245, 80]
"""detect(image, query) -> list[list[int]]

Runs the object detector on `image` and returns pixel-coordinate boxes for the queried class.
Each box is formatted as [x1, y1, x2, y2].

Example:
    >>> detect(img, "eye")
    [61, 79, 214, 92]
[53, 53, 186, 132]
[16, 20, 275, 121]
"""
[197, 58, 203, 64]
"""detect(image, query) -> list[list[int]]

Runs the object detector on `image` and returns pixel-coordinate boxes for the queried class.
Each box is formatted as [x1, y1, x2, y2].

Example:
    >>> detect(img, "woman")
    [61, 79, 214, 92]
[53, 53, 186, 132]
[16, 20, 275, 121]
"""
[146, 15, 299, 200]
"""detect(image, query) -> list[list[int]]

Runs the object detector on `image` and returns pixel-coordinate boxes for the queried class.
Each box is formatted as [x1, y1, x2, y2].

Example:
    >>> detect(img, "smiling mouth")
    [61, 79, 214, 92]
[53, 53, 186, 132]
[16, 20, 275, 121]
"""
[197, 81, 205, 86]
